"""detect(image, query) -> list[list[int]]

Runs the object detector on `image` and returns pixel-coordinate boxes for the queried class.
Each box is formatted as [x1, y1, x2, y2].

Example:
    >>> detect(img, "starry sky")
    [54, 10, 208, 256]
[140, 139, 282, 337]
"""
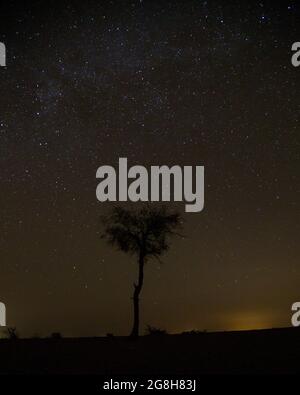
[0, 0, 299, 337]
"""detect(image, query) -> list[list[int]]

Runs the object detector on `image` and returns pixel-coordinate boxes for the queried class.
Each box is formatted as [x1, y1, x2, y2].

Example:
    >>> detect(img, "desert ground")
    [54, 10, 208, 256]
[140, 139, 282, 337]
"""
[0, 327, 300, 374]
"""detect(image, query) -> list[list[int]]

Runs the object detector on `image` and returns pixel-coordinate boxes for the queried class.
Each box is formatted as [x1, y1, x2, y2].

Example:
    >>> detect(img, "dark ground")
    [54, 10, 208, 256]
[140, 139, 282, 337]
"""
[1, 327, 300, 374]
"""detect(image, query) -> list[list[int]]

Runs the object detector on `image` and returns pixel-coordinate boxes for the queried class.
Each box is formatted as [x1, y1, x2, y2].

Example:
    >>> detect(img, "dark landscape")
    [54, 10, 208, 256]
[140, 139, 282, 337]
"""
[1, 327, 300, 375]
[0, 1, 299, 383]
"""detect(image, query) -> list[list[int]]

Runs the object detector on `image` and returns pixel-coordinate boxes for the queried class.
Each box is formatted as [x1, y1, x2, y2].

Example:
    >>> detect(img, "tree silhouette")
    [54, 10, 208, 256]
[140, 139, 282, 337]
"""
[101, 205, 181, 338]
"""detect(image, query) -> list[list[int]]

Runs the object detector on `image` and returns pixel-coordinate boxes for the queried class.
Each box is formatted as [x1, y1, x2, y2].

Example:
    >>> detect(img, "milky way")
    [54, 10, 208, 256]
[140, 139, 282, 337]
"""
[0, 1, 299, 336]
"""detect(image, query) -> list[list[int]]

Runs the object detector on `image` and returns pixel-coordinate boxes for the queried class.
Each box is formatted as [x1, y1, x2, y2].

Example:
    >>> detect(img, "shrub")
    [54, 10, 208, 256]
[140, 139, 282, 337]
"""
[146, 325, 167, 336]
[7, 327, 19, 340]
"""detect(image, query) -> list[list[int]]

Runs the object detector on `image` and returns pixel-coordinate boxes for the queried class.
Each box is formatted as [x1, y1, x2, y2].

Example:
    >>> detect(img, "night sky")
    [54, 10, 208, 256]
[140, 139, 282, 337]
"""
[0, 0, 299, 337]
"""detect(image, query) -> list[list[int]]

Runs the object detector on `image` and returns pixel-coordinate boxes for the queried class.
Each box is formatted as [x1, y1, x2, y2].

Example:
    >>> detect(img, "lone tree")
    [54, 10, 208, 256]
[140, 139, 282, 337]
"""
[101, 205, 181, 338]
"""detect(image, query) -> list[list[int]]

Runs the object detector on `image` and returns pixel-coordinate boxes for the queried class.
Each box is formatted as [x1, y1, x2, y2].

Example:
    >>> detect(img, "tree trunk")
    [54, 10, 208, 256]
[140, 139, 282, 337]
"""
[130, 252, 144, 338]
